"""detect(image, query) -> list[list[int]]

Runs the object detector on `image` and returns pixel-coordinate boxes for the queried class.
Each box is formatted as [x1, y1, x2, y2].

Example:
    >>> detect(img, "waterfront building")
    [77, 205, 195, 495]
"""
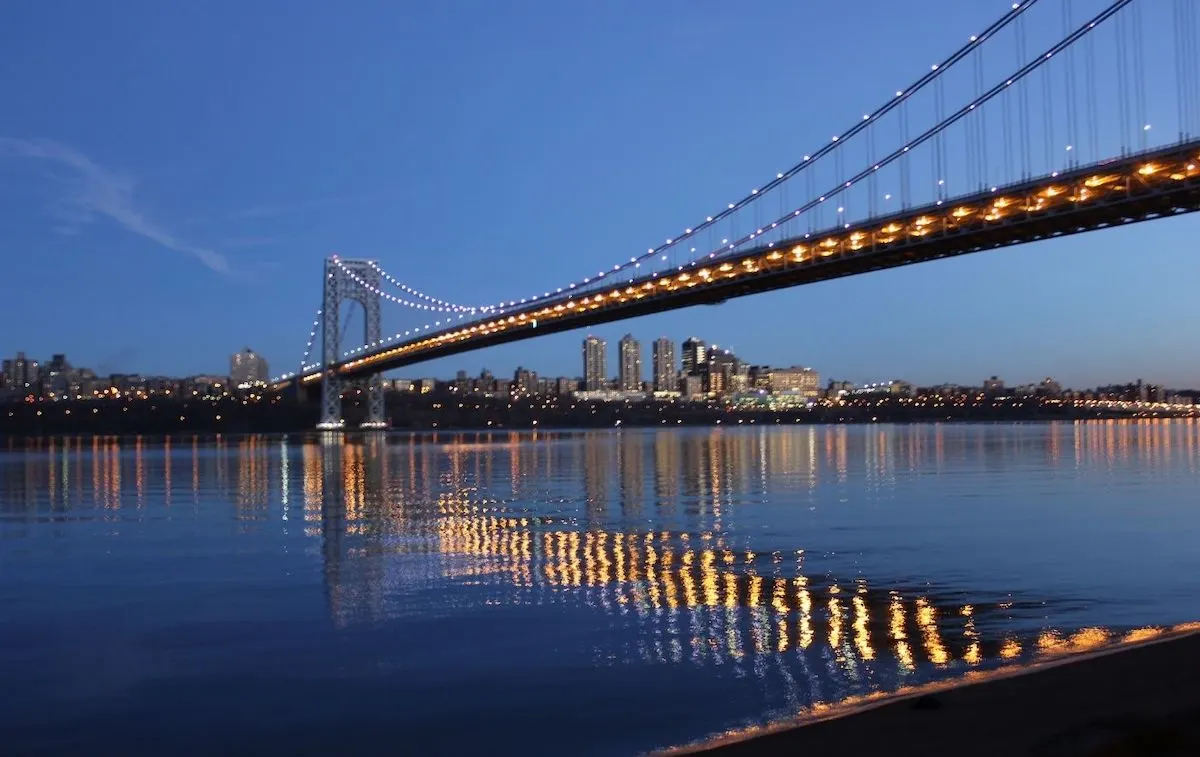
[557, 377, 578, 396]
[681, 338, 706, 377]
[618, 334, 642, 392]
[3, 353, 37, 390]
[1038, 377, 1063, 398]
[681, 374, 705, 399]
[768, 367, 821, 398]
[583, 336, 607, 391]
[514, 366, 538, 395]
[705, 347, 738, 396]
[652, 338, 676, 393]
[230, 348, 269, 387]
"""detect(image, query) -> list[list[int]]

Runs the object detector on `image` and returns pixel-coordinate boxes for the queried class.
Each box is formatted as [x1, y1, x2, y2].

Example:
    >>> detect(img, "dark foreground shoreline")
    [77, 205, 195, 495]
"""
[668, 627, 1200, 756]
[2, 395, 1194, 436]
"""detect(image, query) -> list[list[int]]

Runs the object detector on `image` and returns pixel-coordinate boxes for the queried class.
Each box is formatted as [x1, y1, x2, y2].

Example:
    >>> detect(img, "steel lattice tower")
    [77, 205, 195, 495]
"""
[319, 257, 385, 430]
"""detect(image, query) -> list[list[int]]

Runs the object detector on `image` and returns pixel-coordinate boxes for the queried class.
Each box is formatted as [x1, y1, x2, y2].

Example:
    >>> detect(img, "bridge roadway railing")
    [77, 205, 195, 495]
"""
[300, 139, 1200, 385]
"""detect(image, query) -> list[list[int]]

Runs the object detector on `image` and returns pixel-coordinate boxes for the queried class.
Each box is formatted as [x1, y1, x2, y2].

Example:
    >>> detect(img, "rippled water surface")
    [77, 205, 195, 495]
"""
[3, 422, 1200, 755]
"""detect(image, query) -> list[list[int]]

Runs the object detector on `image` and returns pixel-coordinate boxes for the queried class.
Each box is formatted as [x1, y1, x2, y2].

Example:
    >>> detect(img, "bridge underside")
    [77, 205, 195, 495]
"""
[296, 140, 1200, 385]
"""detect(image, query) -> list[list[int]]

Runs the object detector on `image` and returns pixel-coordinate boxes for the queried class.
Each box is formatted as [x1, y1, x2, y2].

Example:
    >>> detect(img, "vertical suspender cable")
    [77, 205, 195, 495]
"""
[1041, 58, 1055, 172]
[900, 102, 911, 209]
[1132, 0, 1147, 150]
[1185, 0, 1194, 140]
[1063, 0, 1078, 167]
[807, 165, 816, 233]
[935, 76, 946, 199]
[1085, 17, 1100, 160]
[965, 64, 976, 192]
[1018, 12, 1032, 178]
[1002, 71, 1014, 186]
[835, 145, 844, 223]
[868, 118, 878, 217]
[976, 40, 989, 188]
[1174, 0, 1186, 141]
[1116, 8, 1130, 154]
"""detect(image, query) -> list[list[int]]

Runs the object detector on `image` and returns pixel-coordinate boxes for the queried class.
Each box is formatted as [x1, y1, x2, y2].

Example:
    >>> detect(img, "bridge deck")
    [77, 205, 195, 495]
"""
[296, 140, 1200, 385]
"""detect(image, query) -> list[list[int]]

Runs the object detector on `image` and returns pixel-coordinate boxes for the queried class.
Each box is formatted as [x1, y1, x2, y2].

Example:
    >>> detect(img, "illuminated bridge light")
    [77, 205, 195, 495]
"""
[303, 145, 1199, 383]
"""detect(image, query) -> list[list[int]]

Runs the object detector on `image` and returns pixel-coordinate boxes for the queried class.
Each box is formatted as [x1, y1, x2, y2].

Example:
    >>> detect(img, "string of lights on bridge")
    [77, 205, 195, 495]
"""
[272, 0, 1192, 386]
[331, 0, 1048, 325]
[661, 0, 1139, 276]
[669, 0, 1149, 277]
[378, 0, 1131, 328]
[327, 257, 483, 360]
[367, 261, 494, 314]
[470, 0, 1046, 310]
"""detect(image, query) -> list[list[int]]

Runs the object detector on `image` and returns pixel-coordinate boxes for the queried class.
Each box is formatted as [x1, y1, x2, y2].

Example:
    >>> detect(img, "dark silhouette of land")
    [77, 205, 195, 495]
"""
[2, 393, 1193, 436]
[674, 630, 1200, 756]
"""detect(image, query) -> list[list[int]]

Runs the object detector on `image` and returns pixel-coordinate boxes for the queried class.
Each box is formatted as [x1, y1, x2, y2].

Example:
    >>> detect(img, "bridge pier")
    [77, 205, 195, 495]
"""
[361, 374, 385, 429]
[318, 372, 345, 430]
[318, 256, 387, 430]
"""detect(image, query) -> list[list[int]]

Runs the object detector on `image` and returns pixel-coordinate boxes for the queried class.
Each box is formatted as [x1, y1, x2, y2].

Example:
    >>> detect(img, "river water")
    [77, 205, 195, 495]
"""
[2, 422, 1199, 755]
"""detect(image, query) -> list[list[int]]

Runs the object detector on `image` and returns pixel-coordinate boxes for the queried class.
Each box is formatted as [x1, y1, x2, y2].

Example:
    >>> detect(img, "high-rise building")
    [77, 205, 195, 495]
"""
[1038, 377, 1063, 398]
[452, 370, 470, 394]
[475, 368, 495, 394]
[681, 338, 706, 376]
[25, 358, 40, 389]
[3, 352, 38, 390]
[705, 347, 738, 396]
[583, 336, 607, 391]
[514, 366, 538, 395]
[0, 357, 16, 389]
[748, 365, 772, 390]
[44, 354, 74, 395]
[557, 377, 578, 396]
[8, 353, 25, 387]
[230, 347, 269, 387]
[768, 366, 821, 397]
[652, 338, 676, 392]
[618, 334, 642, 391]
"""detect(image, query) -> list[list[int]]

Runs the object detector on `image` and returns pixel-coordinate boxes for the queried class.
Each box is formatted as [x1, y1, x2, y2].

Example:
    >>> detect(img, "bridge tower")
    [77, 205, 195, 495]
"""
[318, 257, 386, 430]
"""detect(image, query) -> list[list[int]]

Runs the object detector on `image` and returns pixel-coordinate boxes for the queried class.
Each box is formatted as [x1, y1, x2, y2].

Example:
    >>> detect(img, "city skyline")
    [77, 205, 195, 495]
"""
[1, 1, 1198, 387]
[6, 338, 1196, 400]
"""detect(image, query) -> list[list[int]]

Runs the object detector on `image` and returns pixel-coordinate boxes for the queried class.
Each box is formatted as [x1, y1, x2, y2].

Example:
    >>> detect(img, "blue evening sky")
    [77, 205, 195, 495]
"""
[1, 0, 1197, 389]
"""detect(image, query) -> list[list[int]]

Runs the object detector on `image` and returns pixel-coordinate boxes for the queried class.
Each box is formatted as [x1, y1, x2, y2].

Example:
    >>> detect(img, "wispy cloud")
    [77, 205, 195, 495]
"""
[222, 235, 286, 249]
[232, 193, 369, 220]
[0, 137, 231, 274]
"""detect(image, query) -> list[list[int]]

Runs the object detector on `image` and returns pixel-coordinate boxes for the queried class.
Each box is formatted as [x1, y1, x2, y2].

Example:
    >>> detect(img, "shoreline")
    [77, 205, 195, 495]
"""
[3, 408, 1196, 439]
[663, 625, 1200, 756]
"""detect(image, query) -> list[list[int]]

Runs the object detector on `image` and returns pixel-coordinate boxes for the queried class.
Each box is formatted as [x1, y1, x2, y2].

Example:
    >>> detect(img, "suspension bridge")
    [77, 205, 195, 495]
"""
[267, 0, 1200, 429]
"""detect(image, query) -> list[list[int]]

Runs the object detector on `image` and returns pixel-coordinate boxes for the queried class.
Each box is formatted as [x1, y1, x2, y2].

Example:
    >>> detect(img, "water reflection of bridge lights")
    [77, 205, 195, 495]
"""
[374, 493, 1164, 677]
[4, 424, 1200, 706]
